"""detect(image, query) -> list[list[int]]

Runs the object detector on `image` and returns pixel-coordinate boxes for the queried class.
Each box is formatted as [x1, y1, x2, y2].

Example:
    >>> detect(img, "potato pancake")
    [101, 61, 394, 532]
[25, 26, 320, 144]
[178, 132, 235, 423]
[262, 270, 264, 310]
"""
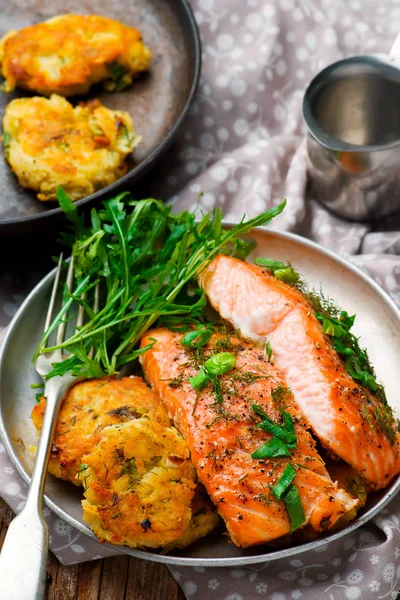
[81, 418, 200, 549]
[0, 14, 151, 96]
[32, 376, 170, 485]
[2, 94, 139, 201]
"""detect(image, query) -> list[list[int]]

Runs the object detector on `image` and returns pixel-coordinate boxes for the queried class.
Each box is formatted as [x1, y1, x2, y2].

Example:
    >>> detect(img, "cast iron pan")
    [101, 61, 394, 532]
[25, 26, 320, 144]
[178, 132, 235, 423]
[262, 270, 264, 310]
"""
[0, 0, 201, 234]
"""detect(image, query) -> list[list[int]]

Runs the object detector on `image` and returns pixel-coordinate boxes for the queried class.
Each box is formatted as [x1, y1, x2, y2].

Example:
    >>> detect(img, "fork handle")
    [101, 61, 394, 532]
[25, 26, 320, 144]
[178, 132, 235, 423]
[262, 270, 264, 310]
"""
[0, 375, 76, 600]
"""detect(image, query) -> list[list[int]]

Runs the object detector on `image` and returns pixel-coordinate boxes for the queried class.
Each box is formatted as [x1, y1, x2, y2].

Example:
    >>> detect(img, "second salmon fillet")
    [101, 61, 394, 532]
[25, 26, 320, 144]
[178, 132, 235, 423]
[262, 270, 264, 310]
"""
[140, 328, 358, 547]
[199, 255, 400, 489]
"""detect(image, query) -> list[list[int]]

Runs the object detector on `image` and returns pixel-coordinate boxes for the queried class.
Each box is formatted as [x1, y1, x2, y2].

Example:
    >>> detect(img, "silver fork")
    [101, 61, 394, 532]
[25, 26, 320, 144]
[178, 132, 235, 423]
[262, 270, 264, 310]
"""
[0, 255, 90, 600]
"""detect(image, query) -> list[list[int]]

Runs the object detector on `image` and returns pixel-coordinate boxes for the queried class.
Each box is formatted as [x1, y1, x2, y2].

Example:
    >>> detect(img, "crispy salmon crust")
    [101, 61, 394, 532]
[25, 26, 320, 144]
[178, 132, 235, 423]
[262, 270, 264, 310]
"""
[32, 376, 170, 485]
[2, 94, 139, 202]
[199, 255, 400, 489]
[0, 14, 151, 96]
[140, 329, 358, 548]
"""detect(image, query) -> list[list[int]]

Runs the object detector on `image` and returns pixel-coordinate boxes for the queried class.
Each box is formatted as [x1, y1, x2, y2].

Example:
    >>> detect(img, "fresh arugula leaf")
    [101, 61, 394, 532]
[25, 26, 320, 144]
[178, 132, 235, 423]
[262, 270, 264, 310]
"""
[35, 197, 286, 379]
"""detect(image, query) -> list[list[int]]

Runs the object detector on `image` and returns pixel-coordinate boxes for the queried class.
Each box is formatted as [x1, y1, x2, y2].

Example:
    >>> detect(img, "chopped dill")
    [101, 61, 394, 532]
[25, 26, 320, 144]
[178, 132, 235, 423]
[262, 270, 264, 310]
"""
[167, 373, 186, 389]
[271, 385, 292, 412]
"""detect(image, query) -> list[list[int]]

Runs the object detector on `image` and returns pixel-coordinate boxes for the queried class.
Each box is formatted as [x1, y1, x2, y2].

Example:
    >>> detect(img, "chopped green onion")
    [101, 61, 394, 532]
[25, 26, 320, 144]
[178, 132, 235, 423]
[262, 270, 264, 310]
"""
[283, 484, 305, 532]
[189, 368, 209, 391]
[253, 405, 297, 446]
[265, 341, 272, 361]
[3, 131, 10, 147]
[255, 258, 300, 284]
[35, 393, 43, 403]
[321, 317, 347, 338]
[255, 258, 285, 269]
[332, 339, 355, 356]
[340, 311, 355, 329]
[181, 327, 213, 349]
[272, 463, 297, 500]
[30, 383, 44, 389]
[251, 437, 290, 459]
[204, 352, 236, 377]
[282, 411, 295, 435]
[274, 267, 300, 284]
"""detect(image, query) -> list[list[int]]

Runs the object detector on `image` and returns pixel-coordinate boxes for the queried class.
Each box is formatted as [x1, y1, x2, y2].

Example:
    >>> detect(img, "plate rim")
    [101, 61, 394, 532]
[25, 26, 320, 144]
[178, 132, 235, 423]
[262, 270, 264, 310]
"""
[0, 0, 202, 228]
[0, 224, 399, 566]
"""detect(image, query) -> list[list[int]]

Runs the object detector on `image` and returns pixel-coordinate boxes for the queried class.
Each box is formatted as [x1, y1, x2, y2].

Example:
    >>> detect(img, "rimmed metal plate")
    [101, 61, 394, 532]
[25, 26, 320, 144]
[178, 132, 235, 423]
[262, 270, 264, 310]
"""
[0, 226, 399, 566]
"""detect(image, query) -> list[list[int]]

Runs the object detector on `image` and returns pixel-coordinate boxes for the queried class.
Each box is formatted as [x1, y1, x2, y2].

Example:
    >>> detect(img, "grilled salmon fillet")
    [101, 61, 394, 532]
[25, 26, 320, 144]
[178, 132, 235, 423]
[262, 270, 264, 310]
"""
[140, 329, 358, 547]
[199, 255, 400, 489]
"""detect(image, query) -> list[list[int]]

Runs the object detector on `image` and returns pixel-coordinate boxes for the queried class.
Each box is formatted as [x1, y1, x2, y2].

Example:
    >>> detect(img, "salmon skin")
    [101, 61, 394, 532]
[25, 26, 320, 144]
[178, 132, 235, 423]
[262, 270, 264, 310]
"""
[140, 328, 358, 548]
[199, 255, 400, 490]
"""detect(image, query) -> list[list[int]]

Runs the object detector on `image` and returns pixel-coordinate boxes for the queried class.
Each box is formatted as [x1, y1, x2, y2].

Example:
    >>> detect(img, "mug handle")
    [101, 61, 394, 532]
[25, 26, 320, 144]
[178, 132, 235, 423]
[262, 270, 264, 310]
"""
[389, 33, 400, 64]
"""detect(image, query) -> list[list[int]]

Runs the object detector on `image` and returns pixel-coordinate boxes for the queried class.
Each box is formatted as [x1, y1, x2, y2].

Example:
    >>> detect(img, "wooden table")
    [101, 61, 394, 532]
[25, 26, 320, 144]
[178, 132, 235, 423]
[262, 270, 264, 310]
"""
[0, 498, 184, 600]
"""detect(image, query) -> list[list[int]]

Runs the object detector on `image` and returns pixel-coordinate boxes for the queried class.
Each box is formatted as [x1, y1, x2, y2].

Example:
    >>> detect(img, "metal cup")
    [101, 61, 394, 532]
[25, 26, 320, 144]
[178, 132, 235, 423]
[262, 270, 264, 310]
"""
[303, 35, 400, 221]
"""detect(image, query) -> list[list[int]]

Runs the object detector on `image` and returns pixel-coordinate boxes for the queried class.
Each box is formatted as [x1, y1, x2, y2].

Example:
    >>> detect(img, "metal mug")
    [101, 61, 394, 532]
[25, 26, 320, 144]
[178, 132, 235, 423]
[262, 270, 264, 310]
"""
[303, 34, 400, 221]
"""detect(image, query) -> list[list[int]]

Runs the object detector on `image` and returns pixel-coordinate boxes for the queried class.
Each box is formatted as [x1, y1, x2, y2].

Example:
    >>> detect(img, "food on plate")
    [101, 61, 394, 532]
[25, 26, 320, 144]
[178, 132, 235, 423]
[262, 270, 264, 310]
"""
[32, 376, 170, 485]
[2, 94, 139, 202]
[325, 461, 368, 508]
[32, 375, 219, 549]
[162, 483, 221, 552]
[199, 255, 400, 489]
[140, 329, 359, 547]
[0, 14, 151, 96]
[81, 418, 200, 549]
[29, 195, 399, 552]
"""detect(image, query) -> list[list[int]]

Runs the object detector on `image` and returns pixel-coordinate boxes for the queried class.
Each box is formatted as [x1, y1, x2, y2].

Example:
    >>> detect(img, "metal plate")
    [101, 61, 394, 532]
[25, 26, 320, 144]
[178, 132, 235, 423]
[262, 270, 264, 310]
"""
[0, 226, 399, 567]
[0, 0, 200, 232]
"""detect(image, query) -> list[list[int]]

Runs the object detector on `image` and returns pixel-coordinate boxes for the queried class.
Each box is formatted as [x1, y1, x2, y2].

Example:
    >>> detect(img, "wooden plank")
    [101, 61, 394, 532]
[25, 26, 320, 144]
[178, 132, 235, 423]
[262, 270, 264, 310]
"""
[0, 498, 13, 549]
[50, 561, 80, 600]
[125, 558, 179, 600]
[77, 560, 103, 600]
[98, 556, 130, 600]
[46, 552, 61, 600]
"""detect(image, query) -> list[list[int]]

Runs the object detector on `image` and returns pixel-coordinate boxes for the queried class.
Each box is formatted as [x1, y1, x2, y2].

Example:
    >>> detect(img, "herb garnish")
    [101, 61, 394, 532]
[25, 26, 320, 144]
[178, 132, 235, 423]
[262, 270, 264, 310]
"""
[181, 325, 214, 349]
[34, 191, 285, 380]
[271, 463, 296, 499]
[3, 131, 10, 159]
[255, 257, 300, 284]
[189, 352, 237, 413]
[251, 402, 305, 531]
[106, 61, 130, 91]
[252, 404, 297, 447]
[251, 437, 290, 459]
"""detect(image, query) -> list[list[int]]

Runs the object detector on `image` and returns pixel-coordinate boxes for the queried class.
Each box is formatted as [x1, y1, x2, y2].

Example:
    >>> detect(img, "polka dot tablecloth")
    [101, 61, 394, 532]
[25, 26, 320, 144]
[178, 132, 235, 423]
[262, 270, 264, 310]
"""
[1, 0, 400, 598]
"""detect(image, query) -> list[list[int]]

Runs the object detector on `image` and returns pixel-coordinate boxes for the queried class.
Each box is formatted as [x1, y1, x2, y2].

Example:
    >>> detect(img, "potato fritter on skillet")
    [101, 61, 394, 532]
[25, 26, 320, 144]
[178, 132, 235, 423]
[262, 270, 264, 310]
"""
[32, 376, 170, 485]
[81, 419, 219, 549]
[2, 94, 140, 202]
[0, 14, 151, 96]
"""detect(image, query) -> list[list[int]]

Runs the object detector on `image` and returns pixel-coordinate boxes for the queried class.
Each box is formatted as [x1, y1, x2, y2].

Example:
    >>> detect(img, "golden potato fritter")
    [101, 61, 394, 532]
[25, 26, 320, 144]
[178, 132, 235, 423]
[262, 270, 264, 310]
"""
[0, 14, 151, 96]
[164, 483, 221, 552]
[81, 419, 199, 549]
[32, 376, 170, 485]
[3, 94, 139, 201]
